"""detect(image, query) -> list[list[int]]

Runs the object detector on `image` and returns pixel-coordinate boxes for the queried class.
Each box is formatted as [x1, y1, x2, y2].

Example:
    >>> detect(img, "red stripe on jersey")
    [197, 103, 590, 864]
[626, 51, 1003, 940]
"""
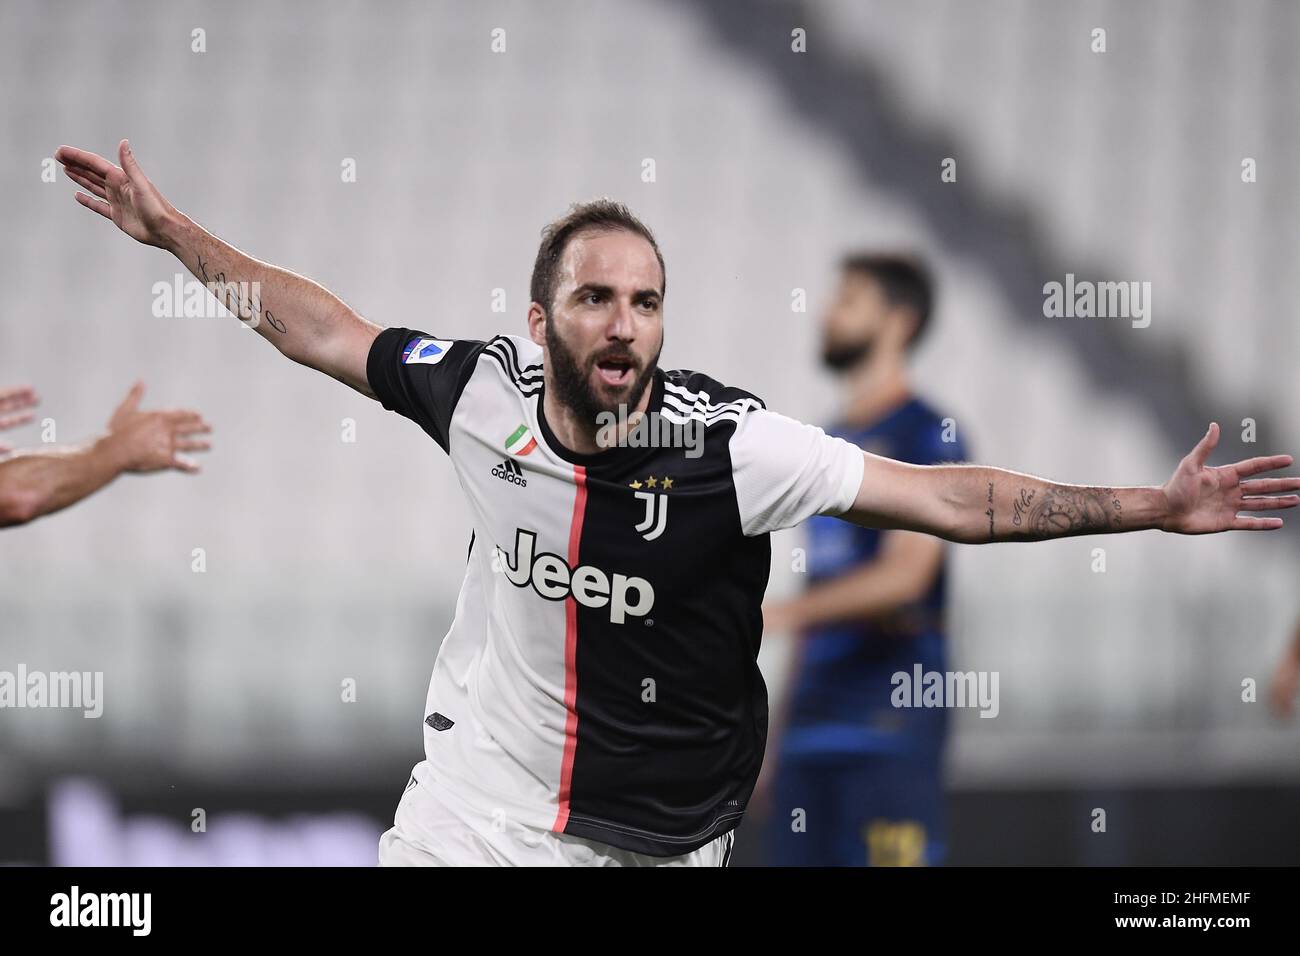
[553, 464, 588, 832]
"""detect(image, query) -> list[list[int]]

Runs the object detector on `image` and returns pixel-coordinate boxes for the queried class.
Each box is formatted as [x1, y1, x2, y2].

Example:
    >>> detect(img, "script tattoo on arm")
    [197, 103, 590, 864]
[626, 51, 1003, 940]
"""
[985, 481, 995, 541]
[1011, 487, 1035, 528]
[197, 253, 287, 333]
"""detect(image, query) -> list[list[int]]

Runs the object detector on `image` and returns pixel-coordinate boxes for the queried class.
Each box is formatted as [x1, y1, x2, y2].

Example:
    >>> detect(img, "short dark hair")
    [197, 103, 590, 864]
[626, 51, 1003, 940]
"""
[530, 199, 666, 318]
[841, 253, 934, 348]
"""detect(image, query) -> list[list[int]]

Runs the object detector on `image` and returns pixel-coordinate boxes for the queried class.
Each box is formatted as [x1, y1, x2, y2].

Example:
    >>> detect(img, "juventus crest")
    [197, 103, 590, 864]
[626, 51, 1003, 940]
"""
[629, 475, 673, 541]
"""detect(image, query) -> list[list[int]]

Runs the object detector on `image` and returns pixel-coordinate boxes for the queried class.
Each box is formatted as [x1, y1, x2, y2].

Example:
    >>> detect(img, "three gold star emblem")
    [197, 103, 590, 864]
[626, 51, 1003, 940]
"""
[629, 475, 674, 490]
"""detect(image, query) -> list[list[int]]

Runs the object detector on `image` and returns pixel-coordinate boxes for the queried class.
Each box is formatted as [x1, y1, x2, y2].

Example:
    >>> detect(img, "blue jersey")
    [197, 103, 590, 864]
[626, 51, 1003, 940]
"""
[783, 396, 968, 756]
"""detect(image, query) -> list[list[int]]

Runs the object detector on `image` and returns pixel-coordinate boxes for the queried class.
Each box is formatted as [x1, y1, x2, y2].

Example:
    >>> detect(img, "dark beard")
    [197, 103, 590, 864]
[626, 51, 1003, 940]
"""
[821, 339, 873, 373]
[545, 319, 661, 430]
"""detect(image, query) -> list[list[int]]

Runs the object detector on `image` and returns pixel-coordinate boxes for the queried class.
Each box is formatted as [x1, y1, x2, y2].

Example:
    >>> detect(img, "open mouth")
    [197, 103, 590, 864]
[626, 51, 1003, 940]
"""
[594, 357, 634, 387]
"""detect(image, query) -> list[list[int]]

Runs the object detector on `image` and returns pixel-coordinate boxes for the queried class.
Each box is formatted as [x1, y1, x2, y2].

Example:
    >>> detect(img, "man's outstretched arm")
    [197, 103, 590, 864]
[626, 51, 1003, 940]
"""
[842, 423, 1299, 543]
[55, 140, 380, 395]
[0, 383, 210, 528]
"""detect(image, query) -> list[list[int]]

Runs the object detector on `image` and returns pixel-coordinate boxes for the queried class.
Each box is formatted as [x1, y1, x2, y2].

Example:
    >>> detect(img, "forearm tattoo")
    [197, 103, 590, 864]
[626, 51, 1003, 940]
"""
[985, 481, 995, 540]
[1011, 488, 1034, 528]
[977, 476, 1126, 542]
[1018, 484, 1123, 538]
[197, 253, 287, 333]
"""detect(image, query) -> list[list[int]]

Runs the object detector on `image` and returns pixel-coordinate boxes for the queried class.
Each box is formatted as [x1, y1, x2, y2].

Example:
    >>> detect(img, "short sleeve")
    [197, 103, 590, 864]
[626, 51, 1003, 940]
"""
[729, 408, 866, 536]
[367, 327, 485, 451]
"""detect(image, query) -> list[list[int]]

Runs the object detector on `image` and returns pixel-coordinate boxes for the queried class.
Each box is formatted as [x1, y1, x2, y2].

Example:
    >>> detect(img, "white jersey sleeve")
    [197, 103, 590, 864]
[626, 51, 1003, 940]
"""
[729, 407, 865, 536]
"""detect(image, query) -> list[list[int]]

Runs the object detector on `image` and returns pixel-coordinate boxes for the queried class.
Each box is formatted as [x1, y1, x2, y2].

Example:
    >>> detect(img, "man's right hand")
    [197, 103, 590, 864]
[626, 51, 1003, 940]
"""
[55, 138, 380, 396]
[104, 382, 211, 474]
[0, 385, 39, 453]
[56, 140, 179, 249]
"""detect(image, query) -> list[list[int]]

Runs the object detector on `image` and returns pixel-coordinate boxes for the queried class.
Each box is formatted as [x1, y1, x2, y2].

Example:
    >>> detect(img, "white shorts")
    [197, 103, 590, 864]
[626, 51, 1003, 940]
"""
[377, 774, 735, 867]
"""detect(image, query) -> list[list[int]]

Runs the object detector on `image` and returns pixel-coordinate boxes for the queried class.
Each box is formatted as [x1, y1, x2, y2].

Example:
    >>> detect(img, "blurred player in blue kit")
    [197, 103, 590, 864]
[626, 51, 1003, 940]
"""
[764, 255, 965, 866]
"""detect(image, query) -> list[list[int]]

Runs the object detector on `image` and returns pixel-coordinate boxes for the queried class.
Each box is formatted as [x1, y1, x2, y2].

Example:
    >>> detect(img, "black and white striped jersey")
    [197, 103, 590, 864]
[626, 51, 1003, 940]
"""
[368, 328, 865, 856]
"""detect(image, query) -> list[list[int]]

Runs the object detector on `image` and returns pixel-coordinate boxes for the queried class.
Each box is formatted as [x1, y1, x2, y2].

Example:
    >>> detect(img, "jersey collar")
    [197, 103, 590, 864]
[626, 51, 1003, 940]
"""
[535, 368, 668, 470]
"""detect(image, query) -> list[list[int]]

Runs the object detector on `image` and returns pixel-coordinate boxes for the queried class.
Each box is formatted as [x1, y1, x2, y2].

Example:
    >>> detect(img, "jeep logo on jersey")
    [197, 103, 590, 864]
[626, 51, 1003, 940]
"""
[496, 529, 654, 624]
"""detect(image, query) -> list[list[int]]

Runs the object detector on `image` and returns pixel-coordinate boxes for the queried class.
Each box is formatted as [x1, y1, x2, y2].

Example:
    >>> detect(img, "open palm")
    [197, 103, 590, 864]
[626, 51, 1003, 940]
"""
[55, 140, 176, 248]
[1162, 423, 1299, 533]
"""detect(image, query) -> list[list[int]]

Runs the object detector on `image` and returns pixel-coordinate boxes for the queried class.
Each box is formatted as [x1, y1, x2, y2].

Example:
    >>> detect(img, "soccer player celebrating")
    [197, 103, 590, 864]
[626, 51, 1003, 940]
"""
[56, 140, 1300, 866]
[762, 255, 966, 866]
[1, 381, 210, 528]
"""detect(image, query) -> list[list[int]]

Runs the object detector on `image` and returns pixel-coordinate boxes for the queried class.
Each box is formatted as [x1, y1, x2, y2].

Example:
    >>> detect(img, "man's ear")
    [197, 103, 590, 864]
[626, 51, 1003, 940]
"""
[527, 302, 547, 347]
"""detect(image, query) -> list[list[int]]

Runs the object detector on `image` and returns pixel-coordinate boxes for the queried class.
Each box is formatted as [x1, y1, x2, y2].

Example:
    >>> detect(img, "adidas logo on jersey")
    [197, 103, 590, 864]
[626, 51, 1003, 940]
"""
[491, 458, 527, 487]
[496, 528, 654, 625]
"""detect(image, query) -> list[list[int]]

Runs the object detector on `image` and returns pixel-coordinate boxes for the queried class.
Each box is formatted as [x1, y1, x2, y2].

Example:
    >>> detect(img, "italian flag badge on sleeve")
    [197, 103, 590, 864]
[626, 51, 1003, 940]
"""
[505, 423, 537, 457]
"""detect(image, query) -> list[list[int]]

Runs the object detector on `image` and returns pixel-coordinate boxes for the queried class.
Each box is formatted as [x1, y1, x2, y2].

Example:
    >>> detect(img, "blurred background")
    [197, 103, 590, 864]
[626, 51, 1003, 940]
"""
[1, 0, 1297, 865]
